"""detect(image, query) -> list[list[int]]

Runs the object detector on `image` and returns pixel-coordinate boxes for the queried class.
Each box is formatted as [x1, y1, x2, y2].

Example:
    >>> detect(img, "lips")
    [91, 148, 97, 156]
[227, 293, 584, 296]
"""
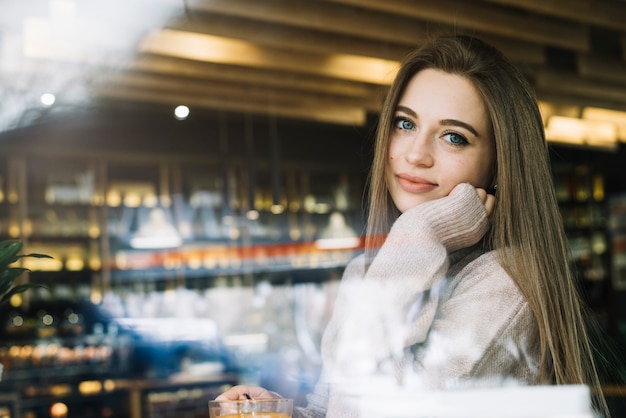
[396, 173, 437, 193]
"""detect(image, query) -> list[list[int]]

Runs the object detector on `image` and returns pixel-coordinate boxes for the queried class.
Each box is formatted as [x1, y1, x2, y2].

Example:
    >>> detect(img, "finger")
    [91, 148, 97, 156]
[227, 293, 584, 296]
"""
[246, 386, 277, 399]
[215, 385, 276, 401]
[215, 386, 254, 401]
[484, 193, 496, 217]
[474, 187, 488, 204]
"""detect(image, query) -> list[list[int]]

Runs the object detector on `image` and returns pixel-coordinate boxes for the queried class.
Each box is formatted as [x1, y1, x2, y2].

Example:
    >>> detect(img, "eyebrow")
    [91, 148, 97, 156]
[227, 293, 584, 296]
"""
[396, 105, 480, 137]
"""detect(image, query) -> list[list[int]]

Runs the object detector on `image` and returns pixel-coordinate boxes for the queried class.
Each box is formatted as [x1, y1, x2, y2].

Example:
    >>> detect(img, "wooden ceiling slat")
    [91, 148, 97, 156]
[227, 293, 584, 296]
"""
[479, 0, 626, 32]
[92, 85, 368, 126]
[166, 13, 412, 62]
[577, 54, 626, 86]
[127, 55, 386, 101]
[535, 70, 626, 106]
[184, 0, 546, 64]
[167, 11, 545, 65]
[184, 0, 434, 45]
[537, 92, 626, 115]
[324, 0, 589, 51]
[139, 29, 400, 85]
[93, 72, 384, 113]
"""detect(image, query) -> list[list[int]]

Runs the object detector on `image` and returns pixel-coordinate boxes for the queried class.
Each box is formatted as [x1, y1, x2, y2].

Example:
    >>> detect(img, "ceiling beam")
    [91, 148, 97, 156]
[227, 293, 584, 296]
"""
[166, 13, 412, 62]
[93, 71, 383, 113]
[577, 54, 626, 86]
[535, 70, 626, 108]
[184, 0, 433, 43]
[171, 5, 545, 64]
[91, 85, 368, 126]
[139, 29, 400, 85]
[183, 0, 546, 64]
[479, 0, 626, 32]
[323, 0, 589, 51]
[126, 55, 387, 102]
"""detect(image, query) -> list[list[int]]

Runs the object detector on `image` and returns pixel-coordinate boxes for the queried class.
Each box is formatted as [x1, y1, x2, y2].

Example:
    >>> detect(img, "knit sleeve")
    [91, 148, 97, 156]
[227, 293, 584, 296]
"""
[321, 183, 490, 380]
[410, 251, 540, 388]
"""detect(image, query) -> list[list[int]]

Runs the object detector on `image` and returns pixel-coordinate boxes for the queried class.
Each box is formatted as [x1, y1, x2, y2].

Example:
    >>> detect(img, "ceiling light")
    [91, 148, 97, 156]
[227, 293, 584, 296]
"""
[315, 211, 360, 250]
[174, 105, 189, 120]
[40, 93, 56, 106]
[582, 107, 626, 142]
[130, 207, 182, 250]
[545, 116, 617, 150]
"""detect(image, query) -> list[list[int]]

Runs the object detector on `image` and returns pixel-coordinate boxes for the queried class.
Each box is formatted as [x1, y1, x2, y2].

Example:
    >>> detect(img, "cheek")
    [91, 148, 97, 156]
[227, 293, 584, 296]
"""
[448, 160, 487, 187]
[470, 164, 493, 189]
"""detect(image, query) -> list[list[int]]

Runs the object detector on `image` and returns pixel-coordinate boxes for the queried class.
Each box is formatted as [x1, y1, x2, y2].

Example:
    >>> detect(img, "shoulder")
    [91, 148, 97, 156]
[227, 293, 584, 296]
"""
[343, 253, 367, 277]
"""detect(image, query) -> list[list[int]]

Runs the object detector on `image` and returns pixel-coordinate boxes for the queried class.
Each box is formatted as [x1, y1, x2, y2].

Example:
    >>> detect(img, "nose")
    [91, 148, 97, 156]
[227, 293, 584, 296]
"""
[404, 133, 434, 167]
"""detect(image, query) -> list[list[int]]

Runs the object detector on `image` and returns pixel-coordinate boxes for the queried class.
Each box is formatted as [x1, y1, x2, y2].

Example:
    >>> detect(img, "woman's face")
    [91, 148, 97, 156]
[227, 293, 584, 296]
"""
[385, 69, 496, 213]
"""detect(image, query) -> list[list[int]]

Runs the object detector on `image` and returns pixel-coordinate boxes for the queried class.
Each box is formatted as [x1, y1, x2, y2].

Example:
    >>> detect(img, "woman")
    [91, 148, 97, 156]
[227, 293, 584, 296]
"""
[216, 35, 608, 417]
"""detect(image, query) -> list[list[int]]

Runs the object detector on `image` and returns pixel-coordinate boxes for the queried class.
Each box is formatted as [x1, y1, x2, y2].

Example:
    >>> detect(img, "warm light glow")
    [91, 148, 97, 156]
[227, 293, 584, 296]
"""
[78, 380, 102, 395]
[586, 120, 616, 146]
[546, 116, 585, 143]
[143, 193, 158, 208]
[583, 107, 626, 142]
[65, 255, 84, 271]
[583, 107, 626, 125]
[106, 189, 122, 207]
[188, 254, 202, 270]
[289, 227, 302, 241]
[88, 256, 101, 270]
[50, 402, 68, 418]
[8, 222, 20, 238]
[314, 203, 332, 214]
[545, 116, 617, 149]
[141, 29, 398, 85]
[270, 204, 284, 214]
[10, 294, 22, 308]
[123, 192, 142, 208]
[88, 224, 100, 239]
[7, 191, 18, 204]
[90, 288, 103, 305]
[103, 379, 115, 392]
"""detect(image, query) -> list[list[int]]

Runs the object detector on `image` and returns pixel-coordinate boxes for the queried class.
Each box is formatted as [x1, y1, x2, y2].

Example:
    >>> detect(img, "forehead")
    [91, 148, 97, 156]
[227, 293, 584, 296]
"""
[402, 69, 484, 107]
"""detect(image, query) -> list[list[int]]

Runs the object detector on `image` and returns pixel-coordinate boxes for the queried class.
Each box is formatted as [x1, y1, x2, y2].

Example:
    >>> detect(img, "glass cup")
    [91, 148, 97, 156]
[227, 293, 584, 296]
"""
[208, 398, 293, 418]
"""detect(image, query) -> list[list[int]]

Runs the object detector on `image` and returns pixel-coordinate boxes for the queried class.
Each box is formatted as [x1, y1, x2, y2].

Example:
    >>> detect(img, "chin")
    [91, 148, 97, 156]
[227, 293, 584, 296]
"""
[395, 199, 430, 213]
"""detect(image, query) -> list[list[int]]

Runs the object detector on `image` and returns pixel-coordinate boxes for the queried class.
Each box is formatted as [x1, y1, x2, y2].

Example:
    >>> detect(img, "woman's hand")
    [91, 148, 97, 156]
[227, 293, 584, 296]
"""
[474, 187, 496, 217]
[215, 385, 279, 401]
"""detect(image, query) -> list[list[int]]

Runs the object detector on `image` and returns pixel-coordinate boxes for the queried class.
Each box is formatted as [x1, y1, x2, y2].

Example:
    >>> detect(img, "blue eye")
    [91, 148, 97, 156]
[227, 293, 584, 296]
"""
[444, 132, 468, 146]
[394, 117, 414, 131]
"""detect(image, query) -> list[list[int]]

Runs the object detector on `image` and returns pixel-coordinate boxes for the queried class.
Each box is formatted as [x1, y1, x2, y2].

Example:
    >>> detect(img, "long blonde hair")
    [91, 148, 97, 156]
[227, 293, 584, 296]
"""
[365, 35, 608, 415]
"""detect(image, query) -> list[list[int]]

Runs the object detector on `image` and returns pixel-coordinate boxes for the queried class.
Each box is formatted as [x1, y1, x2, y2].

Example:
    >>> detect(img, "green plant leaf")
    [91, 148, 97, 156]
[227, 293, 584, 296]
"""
[0, 240, 22, 267]
[0, 274, 14, 296]
[3, 267, 30, 282]
[0, 240, 50, 304]
[17, 253, 54, 260]
[0, 283, 47, 306]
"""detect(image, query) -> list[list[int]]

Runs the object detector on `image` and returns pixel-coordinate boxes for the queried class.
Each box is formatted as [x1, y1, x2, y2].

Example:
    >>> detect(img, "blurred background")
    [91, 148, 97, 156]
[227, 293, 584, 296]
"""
[1, 0, 626, 417]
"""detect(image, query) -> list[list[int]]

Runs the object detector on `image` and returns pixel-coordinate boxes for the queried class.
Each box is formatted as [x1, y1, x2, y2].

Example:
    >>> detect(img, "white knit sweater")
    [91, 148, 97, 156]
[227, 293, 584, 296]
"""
[294, 184, 541, 418]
